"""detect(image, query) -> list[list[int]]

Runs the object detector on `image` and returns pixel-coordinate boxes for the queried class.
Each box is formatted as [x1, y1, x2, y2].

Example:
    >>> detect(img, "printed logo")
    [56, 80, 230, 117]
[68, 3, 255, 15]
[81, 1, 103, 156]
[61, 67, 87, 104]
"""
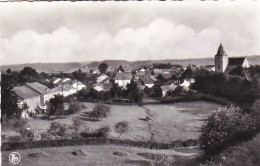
[9, 152, 21, 164]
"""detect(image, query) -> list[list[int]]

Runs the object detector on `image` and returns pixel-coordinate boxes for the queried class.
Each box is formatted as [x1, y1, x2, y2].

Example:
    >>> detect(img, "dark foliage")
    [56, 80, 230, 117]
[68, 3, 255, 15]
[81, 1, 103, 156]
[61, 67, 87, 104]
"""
[1, 71, 21, 121]
[200, 106, 258, 154]
[2, 138, 199, 151]
[153, 63, 182, 69]
[98, 63, 108, 74]
[47, 94, 65, 117]
[229, 66, 244, 76]
[192, 70, 257, 109]
[88, 104, 110, 120]
[67, 101, 81, 115]
[115, 121, 128, 138]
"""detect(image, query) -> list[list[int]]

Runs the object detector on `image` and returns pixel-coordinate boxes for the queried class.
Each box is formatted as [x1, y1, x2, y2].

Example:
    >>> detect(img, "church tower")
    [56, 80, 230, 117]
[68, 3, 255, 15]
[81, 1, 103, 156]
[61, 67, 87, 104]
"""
[215, 43, 229, 73]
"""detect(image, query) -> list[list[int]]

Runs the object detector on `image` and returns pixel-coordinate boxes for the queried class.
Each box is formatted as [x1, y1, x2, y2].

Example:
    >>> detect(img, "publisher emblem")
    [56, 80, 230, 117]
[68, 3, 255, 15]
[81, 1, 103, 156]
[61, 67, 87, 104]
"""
[9, 152, 21, 164]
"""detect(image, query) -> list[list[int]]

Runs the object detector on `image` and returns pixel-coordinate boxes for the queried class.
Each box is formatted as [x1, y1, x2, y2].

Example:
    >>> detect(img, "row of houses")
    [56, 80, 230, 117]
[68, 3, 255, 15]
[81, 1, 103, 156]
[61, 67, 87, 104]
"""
[92, 66, 195, 97]
[13, 80, 86, 118]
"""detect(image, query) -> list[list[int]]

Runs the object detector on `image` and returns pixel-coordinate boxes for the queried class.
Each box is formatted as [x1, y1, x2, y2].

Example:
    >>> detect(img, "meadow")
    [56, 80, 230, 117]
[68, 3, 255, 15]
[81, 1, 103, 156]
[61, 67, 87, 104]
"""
[26, 101, 221, 143]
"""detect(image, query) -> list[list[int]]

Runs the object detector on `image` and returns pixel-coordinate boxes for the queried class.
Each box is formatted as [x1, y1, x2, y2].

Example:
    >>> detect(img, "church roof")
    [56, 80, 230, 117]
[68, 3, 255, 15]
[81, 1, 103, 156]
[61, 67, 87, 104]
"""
[215, 43, 228, 57]
[228, 57, 246, 66]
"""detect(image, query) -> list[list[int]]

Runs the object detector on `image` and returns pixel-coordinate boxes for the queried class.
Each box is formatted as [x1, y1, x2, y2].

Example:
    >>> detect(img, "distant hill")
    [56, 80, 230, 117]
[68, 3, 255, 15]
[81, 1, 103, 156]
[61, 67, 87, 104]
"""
[1, 56, 259, 73]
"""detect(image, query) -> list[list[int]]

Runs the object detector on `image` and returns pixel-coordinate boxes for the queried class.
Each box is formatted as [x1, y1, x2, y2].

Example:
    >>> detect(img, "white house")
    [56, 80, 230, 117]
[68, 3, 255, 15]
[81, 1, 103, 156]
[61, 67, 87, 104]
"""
[72, 81, 86, 91]
[180, 80, 191, 91]
[115, 73, 131, 88]
[140, 76, 154, 88]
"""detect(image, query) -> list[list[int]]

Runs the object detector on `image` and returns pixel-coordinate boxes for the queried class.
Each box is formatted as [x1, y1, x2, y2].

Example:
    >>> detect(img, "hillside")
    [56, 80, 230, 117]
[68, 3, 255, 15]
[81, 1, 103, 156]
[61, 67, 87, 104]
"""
[1, 56, 259, 73]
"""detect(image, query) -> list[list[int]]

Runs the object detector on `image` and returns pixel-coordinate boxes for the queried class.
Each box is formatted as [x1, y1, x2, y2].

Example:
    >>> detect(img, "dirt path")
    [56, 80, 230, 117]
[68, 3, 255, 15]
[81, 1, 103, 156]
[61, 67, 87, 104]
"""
[142, 106, 155, 142]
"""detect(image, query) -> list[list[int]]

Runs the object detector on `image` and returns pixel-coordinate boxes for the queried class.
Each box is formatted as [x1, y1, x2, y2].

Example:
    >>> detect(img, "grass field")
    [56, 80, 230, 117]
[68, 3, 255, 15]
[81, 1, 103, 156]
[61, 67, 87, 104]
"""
[1, 145, 203, 166]
[145, 101, 221, 143]
[26, 101, 221, 143]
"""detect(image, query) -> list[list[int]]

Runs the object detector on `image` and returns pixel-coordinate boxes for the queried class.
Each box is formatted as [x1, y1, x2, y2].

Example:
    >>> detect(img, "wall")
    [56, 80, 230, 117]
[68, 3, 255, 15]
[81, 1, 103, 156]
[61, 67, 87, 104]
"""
[215, 55, 228, 73]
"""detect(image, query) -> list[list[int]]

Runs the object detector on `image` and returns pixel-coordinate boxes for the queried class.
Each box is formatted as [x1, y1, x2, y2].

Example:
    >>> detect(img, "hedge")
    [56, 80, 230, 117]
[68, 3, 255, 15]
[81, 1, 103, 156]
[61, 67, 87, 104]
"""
[1, 138, 199, 151]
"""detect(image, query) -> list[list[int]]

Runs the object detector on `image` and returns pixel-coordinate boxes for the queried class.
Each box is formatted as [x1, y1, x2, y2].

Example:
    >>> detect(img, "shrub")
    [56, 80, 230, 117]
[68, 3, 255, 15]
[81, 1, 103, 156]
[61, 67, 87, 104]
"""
[70, 119, 84, 134]
[2, 118, 28, 133]
[88, 104, 110, 121]
[200, 105, 258, 153]
[80, 126, 110, 138]
[115, 121, 128, 138]
[48, 122, 67, 137]
[95, 126, 110, 138]
[47, 94, 65, 117]
[67, 101, 81, 115]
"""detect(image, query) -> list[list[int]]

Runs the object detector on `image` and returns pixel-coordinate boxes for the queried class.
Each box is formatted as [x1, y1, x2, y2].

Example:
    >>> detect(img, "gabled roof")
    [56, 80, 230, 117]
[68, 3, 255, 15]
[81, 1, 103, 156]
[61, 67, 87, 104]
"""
[26, 82, 50, 95]
[228, 57, 246, 66]
[115, 73, 131, 80]
[13, 86, 40, 99]
[162, 80, 175, 86]
[62, 84, 74, 91]
[140, 77, 154, 85]
[97, 74, 109, 83]
[215, 43, 228, 57]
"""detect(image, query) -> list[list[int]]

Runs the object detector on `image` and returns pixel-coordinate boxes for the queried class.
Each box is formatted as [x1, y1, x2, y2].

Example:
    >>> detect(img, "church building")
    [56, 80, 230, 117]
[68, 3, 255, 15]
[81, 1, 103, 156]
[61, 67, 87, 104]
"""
[215, 44, 250, 73]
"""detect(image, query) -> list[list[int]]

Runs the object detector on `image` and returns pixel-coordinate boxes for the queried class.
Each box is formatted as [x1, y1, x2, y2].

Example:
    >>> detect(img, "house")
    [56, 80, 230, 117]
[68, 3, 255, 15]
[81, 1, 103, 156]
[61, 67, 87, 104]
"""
[140, 68, 146, 73]
[53, 77, 72, 85]
[115, 73, 131, 88]
[215, 44, 250, 73]
[96, 74, 109, 83]
[140, 76, 154, 88]
[13, 82, 54, 116]
[160, 80, 178, 97]
[149, 75, 158, 82]
[53, 78, 62, 84]
[203, 65, 215, 72]
[61, 84, 77, 97]
[154, 69, 170, 76]
[93, 82, 112, 92]
[180, 80, 192, 91]
[72, 81, 86, 91]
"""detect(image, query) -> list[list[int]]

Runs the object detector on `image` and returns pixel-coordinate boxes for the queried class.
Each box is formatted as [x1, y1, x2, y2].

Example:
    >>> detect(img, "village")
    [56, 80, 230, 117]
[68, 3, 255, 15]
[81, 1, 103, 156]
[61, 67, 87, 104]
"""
[9, 44, 252, 119]
[1, 44, 260, 166]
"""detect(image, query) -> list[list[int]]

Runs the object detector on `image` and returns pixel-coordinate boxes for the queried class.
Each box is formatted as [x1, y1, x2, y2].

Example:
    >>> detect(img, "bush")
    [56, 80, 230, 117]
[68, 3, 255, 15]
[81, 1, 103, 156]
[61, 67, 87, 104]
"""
[47, 94, 65, 117]
[192, 70, 258, 109]
[88, 104, 110, 121]
[48, 122, 67, 138]
[2, 118, 28, 133]
[200, 105, 258, 153]
[80, 126, 110, 138]
[67, 101, 82, 115]
[115, 121, 128, 138]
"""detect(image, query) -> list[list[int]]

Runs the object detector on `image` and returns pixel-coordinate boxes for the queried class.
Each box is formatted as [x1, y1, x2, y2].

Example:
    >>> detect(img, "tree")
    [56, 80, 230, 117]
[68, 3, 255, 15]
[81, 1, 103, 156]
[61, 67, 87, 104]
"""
[18, 67, 38, 83]
[1, 73, 21, 122]
[126, 80, 143, 105]
[200, 106, 257, 153]
[47, 94, 65, 117]
[229, 66, 244, 76]
[67, 101, 81, 115]
[115, 121, 128, 138]
[182, 66, 193, 79]
[89, 104, 110, 121]
[98, 63, 108, 74]
[118, 65, 124, 72]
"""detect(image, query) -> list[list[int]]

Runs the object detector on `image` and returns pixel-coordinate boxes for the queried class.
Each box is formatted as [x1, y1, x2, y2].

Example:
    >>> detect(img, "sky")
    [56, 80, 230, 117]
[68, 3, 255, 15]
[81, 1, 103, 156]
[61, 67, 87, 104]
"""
[0, 1, 260, 65]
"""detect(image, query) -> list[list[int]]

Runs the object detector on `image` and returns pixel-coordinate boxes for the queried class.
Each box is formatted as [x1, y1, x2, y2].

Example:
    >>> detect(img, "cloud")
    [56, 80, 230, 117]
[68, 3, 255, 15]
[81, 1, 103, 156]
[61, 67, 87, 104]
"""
[1, 1, 260, 65]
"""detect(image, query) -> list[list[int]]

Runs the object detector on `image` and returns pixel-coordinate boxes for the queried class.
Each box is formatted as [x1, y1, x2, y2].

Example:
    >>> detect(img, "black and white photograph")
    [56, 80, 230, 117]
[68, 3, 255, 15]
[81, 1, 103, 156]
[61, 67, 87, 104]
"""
[1, 1, 260, 165]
